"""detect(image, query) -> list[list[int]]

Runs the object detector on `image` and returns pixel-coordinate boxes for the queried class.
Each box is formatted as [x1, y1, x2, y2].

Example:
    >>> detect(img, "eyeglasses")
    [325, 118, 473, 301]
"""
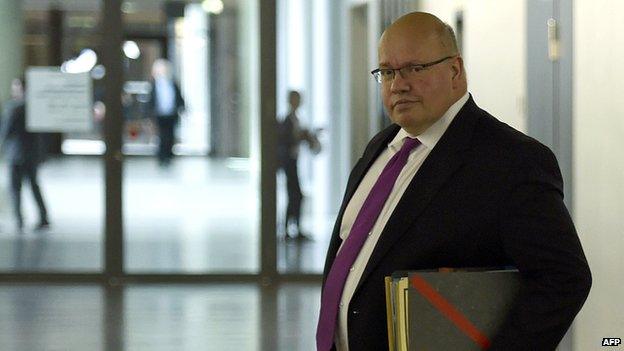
[370, 55, 457, 84]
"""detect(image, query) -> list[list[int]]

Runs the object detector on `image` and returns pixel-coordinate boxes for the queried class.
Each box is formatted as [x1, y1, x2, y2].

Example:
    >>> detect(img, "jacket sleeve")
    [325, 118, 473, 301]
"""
[175, 83, 185, 111]
[489, 144, 591, 350]
[0, 104, 18, 150]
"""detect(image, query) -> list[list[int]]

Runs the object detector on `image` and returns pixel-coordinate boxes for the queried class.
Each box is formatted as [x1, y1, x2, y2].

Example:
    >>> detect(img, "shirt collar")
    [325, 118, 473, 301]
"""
[388, 92, 470, 152]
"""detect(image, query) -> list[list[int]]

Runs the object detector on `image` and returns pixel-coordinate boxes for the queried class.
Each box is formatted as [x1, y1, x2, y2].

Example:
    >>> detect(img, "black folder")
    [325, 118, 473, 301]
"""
[385, 269, 520, 351]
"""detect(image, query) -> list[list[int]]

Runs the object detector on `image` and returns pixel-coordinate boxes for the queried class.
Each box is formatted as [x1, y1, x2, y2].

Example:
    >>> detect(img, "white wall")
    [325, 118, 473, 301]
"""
[573, 1, 624, 349]
[420, 0, 527, 132]
[277, 0, 308, 117]
[240, 0, 259, 165]
[180, 4, 209, 155]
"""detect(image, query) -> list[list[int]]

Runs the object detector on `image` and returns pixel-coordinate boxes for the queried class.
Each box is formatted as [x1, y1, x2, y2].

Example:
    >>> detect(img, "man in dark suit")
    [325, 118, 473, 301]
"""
[0, 78, 49, 232]
[277, 90, 317, 241]
[316, 12, 591, 351]
[149, 58, 185, 166]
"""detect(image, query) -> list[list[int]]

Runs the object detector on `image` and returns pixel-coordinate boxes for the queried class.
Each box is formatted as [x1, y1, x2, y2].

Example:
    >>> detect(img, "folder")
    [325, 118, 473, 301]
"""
[385, 269, 520, 351]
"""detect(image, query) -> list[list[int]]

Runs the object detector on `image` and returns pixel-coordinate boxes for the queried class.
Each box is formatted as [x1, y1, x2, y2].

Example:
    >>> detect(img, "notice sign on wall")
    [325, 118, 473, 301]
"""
[26, 67, 93, 132]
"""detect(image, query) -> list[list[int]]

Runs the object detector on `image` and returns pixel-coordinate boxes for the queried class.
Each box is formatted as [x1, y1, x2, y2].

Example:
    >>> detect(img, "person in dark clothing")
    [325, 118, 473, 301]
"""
[316, 13, 590, 351]
[277, 90, 320, 241]
[0, 78, 49, 232]
[149, 59, 185, 166]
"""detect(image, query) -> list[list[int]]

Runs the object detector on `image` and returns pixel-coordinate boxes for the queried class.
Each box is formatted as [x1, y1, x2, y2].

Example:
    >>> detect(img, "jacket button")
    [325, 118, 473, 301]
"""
[352, 310, 359, 315]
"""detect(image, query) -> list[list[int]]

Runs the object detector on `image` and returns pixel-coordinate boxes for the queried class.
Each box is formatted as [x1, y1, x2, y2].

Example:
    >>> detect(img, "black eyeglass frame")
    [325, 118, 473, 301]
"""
[370, 55, 458, 83]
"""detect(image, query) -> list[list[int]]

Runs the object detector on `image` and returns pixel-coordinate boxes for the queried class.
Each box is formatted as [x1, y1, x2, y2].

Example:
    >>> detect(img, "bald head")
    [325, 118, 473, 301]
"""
[380, 12, 459, 58]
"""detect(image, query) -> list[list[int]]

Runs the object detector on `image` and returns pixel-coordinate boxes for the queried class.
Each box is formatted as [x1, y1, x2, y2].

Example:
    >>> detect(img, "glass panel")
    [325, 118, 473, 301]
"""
[123, 1, 260, 273]
[0, 1, 104, 272]
[276, 0, 338, 274]
[276, 0, 531, 275]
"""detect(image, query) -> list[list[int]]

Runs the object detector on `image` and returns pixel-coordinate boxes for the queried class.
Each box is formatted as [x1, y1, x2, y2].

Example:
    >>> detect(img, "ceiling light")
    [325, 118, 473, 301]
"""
[61, 49, 98, 73]
[123, 40, 141, 60]
[202, 0, 224, 15]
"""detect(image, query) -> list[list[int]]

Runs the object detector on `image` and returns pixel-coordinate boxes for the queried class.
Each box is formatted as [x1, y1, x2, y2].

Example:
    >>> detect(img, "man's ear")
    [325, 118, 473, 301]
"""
[451, 56, 465, 87]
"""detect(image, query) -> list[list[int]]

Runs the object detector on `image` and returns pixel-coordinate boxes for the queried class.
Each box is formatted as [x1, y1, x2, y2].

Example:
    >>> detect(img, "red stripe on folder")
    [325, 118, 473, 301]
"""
[410, 274, 491, 350]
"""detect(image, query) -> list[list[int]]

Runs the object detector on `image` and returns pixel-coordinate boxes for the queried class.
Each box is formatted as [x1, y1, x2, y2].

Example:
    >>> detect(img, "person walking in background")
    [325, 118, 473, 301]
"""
[0, 78, 49, 233]
[149, 58, 185, 166]
[277, 90, 321, 241]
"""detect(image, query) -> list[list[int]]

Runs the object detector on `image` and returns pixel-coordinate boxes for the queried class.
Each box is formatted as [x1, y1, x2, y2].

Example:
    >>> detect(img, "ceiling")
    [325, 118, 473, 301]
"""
[21, 0, 195, 13]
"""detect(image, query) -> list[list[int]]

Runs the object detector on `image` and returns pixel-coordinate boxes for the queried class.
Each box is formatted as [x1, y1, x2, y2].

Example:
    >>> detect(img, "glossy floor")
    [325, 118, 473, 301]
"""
[0, 282, 321, 351]
[0, 156, 334, 274]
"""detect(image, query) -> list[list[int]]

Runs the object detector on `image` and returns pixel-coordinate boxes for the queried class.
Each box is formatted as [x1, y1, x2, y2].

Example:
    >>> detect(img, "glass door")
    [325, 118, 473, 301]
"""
[123, 1, 261, 274]
[0, 1, 105, 273]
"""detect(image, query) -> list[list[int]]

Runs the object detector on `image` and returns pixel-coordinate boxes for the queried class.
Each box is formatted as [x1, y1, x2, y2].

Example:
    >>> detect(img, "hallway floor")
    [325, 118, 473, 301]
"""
[0, 156, 328, 350]
[0, 156, 333, 274]
[0, 282, 321, 351]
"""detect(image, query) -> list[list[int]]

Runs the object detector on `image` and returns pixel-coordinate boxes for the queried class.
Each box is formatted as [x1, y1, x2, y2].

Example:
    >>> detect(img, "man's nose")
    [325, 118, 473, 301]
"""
[390, 70, 410, 92]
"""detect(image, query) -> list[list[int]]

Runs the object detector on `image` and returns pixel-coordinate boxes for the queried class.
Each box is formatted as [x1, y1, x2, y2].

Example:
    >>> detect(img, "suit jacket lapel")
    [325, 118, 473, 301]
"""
[355, 97, 482, 292]
[343, 125, 401, 211]
[323, 124, 401, 277]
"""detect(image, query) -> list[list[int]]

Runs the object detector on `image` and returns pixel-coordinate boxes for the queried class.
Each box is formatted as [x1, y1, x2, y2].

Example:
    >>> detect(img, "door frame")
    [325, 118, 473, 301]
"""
[1, 0, 324, 285]
[526, 1, 574, 349]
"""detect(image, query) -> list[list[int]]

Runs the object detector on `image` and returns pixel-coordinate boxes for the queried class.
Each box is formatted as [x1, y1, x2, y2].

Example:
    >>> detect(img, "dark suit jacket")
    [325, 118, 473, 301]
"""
[0, 99, 44, 166]
[322, 96, 591, 350]
[277, 113, 300, 165]
[148, 79, 185, 121]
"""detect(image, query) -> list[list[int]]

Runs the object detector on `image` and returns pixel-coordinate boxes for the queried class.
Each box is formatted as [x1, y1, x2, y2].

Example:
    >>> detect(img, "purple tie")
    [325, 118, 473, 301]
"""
[316, 137, 421, 351]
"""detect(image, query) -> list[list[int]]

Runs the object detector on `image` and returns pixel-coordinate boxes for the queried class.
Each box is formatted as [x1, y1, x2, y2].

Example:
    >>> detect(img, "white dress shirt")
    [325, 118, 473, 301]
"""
[335, 92, 469, 351]
[155, 77, 177, 116]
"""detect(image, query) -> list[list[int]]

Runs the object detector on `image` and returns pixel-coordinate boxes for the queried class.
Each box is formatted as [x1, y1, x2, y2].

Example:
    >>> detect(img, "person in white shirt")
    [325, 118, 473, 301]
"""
[316, 11, 590, 351]
[149, 59, 185, 166]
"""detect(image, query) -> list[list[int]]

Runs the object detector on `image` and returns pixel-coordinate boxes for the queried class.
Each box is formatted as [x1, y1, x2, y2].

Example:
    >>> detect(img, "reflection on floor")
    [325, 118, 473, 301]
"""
[0, 282, 321, 351]
[0, 156, 334, 273]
